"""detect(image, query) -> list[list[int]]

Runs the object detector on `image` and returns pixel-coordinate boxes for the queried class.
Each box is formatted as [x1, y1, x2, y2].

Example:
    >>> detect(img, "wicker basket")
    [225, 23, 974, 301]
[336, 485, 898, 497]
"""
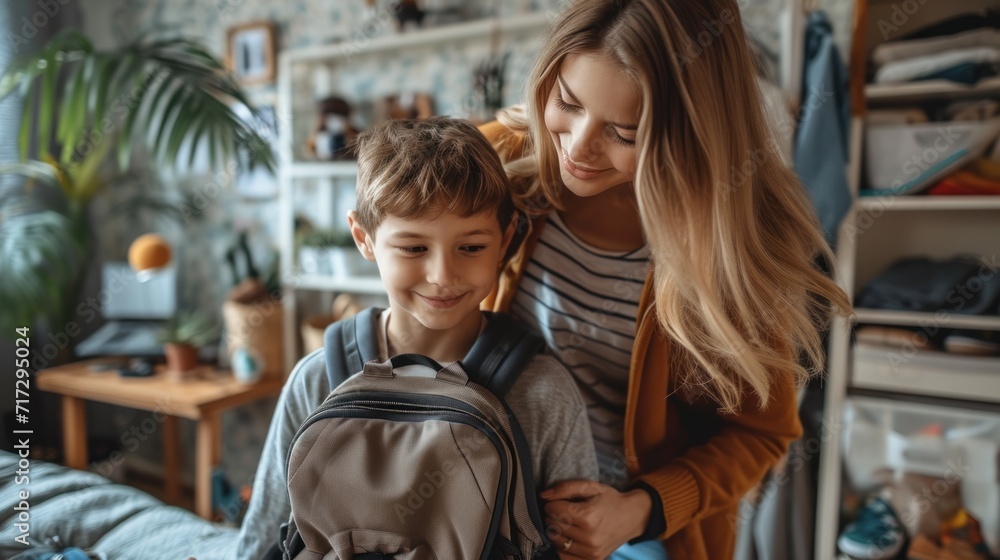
[223, 298, 284, 380]
[301, 313, 335, 354]
[299, 294, 363, 355]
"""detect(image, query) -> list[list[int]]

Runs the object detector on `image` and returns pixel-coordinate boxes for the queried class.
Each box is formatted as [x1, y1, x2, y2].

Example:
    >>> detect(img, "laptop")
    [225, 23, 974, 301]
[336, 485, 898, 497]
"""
[74, 263, 177, 358]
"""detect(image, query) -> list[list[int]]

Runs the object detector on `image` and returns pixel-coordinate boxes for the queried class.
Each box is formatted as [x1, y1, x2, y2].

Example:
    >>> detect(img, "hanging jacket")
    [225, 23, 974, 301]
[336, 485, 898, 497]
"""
[794, 10, 853, 248]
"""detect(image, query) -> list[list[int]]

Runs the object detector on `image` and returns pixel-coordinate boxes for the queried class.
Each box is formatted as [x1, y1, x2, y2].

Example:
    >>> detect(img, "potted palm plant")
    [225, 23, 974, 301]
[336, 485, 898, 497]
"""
[0, 30, 274, 339]
[158, 311, 219, 376]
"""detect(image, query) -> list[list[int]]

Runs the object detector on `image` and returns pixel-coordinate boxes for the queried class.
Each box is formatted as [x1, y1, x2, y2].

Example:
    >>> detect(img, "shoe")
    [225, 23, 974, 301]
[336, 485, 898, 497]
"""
[838, 497, 907, 559]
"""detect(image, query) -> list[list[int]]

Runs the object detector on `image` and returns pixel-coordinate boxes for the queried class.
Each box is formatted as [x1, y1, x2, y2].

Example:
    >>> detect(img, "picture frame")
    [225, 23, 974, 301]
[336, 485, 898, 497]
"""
[226, 21, 277, 86]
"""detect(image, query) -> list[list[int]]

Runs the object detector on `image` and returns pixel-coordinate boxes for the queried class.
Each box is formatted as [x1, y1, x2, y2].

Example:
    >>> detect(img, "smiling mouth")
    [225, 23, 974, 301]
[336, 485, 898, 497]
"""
[418, 293, 466, 309]
[562, 150, 611, 178]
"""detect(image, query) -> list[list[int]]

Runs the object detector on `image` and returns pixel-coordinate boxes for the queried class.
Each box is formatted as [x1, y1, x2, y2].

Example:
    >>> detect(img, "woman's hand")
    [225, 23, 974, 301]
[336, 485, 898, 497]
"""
[541, 480, 652, 559]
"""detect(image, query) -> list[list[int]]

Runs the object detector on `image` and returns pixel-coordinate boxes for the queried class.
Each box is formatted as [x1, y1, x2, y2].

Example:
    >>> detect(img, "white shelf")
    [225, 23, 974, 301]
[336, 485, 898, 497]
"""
[291, 274, 384, 294]
[288, 161, 359, 179]
[854, 309, 1000, 331]
[283, 12, 552, 63]
[866, 77, 1000, 103]
[856, 196, 1000, 211]
[853, 342, 1000, 403]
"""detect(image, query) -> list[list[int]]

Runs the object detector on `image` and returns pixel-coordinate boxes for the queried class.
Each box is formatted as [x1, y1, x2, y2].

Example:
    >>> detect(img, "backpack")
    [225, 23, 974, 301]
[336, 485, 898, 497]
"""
[279, 307, 552, 560]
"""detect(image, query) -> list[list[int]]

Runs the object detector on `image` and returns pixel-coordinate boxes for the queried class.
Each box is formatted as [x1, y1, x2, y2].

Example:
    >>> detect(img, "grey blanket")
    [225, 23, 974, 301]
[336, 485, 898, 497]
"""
[0, 451, 237, 560]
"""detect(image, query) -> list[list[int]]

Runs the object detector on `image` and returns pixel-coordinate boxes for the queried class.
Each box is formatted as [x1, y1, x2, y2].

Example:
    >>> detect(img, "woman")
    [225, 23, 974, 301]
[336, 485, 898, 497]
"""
[481, 1, 851, 558]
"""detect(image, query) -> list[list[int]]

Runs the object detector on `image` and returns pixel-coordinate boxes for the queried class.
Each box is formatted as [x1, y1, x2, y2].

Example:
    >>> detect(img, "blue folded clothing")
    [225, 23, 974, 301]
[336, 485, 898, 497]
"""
[856, 256, 1000, 315]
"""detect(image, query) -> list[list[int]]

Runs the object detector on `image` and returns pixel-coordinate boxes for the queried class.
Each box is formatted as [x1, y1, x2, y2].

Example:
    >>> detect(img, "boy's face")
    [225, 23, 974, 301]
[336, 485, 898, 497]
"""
[348, 209, 514, 333]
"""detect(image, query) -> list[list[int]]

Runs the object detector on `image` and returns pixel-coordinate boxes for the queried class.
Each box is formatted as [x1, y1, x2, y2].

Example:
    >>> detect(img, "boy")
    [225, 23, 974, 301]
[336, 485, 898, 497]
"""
[236, 117, 598, 559]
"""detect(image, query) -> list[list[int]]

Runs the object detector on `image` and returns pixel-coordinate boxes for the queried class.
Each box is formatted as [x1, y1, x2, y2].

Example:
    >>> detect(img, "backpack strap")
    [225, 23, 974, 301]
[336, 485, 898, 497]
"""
[461, 312, 543, 399]
[323, 307, 382, 389]
[464, 313, 552, 554]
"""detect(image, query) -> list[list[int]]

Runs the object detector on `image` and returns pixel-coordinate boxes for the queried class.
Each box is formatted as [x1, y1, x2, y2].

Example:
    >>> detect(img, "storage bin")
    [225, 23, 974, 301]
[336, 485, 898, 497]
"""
[842, 396, 1000, 554]
[853, 342, 1000, 404]
[864, 118, 1000, 194]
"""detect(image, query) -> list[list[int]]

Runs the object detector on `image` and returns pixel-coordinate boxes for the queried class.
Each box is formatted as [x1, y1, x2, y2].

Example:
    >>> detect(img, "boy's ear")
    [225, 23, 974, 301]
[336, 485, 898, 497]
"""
[498, 218, 516, 267]
[347, 211, 377, 262]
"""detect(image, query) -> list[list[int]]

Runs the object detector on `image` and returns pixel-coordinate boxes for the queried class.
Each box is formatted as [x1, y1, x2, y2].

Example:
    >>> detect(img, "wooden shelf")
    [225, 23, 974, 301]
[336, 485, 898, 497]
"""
[866, 77, 1000, 104]
[290, 274, 384, 294]
[853, 309, 1000, 331]
[856, 195, 1000, 211]
[287, 161, 359, 179]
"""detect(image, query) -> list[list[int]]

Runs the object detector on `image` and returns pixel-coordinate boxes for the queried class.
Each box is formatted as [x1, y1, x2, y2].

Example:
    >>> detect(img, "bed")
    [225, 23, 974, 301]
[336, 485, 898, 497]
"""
[0, 451, 238, 560]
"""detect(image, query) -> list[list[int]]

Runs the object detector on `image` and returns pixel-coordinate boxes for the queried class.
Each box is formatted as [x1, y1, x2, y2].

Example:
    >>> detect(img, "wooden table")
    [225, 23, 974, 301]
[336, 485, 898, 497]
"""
[37, 359, 283, 520]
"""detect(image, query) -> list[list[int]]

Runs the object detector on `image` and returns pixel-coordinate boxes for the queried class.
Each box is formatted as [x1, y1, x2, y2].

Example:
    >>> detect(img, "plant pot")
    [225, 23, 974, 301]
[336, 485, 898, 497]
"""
[164, 343, 200, 373]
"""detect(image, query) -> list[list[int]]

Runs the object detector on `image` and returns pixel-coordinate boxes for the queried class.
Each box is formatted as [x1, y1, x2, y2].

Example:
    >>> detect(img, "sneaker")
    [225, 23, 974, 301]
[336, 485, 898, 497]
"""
[838, 497, 906, 559]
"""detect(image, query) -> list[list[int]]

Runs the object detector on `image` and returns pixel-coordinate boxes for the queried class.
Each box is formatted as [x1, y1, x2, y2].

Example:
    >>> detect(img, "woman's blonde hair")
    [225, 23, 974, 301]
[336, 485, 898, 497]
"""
[499, 0, 851, 412]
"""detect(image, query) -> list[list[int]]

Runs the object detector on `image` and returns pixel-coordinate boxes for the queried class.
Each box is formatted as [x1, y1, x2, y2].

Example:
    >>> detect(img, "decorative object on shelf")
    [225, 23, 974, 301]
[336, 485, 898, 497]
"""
[127, 233, 173, 281]
[472, 52, 510, 123]
[393, 0, 425, 31]
[378, 92, 435, 121]
[231, 347, 264, 384]
[226, 21, 278, 86]
[158, 311, 220, 376]
[306, 97, 357, 161]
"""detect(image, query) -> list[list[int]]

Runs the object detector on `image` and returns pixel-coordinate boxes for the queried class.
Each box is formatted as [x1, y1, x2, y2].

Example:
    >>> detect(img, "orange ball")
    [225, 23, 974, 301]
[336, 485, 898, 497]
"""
[128, 234, 172, 272]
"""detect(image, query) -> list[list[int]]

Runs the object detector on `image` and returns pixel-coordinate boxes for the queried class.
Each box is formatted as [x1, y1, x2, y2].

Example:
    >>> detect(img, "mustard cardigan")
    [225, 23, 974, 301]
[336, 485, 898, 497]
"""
[481, 120, 803, 560]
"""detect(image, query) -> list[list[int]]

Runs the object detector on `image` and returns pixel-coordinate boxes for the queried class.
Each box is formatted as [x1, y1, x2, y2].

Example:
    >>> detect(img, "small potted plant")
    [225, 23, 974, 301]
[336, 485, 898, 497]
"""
[159, 311, 220, 375]
[297, 229, 343, 276]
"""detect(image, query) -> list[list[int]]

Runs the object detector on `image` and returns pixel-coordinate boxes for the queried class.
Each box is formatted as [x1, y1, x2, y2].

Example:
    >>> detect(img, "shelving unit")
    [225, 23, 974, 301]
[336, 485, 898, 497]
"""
[815, 1, 1000, 558]
[276, 13, 552, 373]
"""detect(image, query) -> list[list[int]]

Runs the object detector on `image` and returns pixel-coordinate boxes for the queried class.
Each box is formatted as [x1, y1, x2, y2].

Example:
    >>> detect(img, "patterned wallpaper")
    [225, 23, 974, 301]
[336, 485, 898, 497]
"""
[78, 0, 853, 517]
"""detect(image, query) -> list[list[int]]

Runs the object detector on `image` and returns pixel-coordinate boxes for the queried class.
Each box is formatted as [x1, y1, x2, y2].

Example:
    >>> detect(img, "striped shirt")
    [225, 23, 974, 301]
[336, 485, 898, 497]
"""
[510, 212, 650, 489]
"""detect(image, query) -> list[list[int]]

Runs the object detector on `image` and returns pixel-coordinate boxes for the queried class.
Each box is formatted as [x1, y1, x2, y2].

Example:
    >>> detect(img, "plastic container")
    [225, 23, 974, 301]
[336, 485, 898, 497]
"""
[842, 396, 1000, 554]
[864, 118, 1000, 195]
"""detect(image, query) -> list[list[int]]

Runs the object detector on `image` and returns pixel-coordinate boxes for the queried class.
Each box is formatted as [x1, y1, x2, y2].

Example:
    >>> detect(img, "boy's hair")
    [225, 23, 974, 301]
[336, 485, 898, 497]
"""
[353, 117, 515, 234]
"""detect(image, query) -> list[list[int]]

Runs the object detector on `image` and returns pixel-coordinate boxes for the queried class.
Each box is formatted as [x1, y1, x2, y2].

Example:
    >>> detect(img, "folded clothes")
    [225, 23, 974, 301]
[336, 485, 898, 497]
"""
[914, 62, 999, 85]
[874, 28, 1000, 68]
[928, 167, 1000, 196]
[856, 257, 1000, 316]
[875, 47, 1000, 84]
[897, 10, 1000, 41]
